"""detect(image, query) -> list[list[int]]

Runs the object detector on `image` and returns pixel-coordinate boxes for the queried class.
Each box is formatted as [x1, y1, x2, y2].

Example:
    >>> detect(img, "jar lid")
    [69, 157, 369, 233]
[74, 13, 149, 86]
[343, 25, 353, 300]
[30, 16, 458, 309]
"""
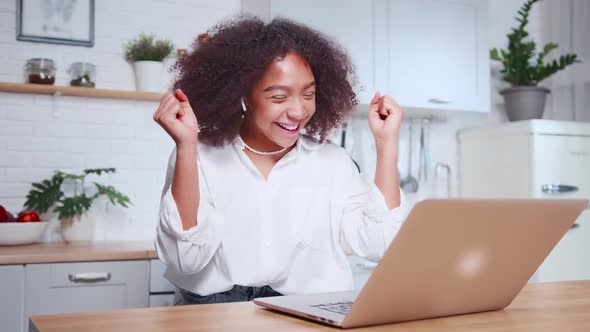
[70, 62, 96, 68]
[27, 58, 55, 65]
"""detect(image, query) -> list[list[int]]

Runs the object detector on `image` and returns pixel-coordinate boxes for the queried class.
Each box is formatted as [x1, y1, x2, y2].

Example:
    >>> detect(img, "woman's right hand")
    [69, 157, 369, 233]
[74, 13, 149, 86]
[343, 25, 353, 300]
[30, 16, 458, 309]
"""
[153, 89, 199, 147]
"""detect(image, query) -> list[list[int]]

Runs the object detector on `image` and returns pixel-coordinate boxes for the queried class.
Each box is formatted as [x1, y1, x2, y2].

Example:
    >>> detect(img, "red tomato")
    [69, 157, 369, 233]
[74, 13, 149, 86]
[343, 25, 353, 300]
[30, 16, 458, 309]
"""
[16, 211, 40, 222]
[0, 205, 8, 222]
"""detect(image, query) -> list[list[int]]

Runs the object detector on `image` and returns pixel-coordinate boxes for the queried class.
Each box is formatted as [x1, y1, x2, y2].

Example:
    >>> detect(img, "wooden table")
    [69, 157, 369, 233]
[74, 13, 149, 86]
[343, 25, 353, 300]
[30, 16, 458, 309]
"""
[30, 281, 590, 331]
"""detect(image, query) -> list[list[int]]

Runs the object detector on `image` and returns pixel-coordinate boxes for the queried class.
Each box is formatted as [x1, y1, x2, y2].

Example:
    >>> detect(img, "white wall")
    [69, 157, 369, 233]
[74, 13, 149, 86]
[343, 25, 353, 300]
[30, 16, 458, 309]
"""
[0, 0, 240, 241]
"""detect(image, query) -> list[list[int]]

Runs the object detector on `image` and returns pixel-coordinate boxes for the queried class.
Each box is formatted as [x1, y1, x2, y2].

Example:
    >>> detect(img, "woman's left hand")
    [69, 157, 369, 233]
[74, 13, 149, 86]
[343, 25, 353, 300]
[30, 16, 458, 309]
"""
[368, 91, 404, 146]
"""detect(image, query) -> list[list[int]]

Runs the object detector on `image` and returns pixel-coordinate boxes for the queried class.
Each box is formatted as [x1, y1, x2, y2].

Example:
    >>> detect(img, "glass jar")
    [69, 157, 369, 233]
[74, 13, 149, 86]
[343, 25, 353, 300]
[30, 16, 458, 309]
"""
[26, 58, 56, 85]
[68, 62, 96, 88]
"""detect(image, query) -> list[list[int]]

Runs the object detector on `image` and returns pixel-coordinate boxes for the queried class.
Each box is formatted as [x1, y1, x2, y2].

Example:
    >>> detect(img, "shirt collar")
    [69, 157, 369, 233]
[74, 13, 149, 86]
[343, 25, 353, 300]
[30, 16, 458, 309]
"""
[230, 134, 324, 152]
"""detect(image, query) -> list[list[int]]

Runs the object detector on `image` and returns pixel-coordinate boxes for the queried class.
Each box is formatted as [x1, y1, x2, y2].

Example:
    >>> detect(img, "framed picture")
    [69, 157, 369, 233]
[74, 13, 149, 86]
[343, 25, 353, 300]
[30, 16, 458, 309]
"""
[17, 0, 95, 47]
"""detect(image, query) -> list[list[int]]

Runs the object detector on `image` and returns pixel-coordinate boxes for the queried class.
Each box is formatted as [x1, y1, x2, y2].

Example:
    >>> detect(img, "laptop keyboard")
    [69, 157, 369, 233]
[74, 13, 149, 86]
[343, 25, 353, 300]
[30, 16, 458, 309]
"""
[310, 301, 353, 315]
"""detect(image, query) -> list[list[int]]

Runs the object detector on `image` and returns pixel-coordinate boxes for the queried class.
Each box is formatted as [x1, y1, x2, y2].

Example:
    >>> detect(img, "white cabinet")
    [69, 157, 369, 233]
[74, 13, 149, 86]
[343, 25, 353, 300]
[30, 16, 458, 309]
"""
[458, 120, 590, 282]
[268, 0, 383, 104]
[243, 0, 490, 112]
[24, 260, 149, 331]
[149, 259, 175, 307]
[0, 265, 24, 332]
[387, 0, 489, 112]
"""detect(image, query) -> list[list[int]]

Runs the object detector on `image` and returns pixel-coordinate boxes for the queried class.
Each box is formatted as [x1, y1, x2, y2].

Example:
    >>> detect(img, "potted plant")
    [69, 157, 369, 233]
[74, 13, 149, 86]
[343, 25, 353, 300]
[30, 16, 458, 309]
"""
[124, 33, 174, 92]
[490, 0, 580, 121]
[24, 168, 131, 243]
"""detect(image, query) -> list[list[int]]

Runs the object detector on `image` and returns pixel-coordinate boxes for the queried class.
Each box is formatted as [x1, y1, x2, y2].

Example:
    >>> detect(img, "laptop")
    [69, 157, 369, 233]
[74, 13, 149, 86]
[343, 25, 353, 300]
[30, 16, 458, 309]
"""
[254, 199, 588, 328]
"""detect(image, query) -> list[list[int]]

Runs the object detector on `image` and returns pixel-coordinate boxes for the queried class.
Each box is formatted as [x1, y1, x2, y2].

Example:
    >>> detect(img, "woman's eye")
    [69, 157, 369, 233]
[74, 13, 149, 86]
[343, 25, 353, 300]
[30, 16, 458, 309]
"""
[304, 91, 315, 99]
[271, 95, 287, 101]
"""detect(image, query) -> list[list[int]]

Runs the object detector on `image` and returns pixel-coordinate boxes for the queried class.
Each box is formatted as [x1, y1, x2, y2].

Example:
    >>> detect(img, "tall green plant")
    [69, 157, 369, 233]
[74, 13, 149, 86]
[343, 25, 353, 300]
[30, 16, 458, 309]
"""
[24, 168, 131, 220]
[490, 0, 579, 86]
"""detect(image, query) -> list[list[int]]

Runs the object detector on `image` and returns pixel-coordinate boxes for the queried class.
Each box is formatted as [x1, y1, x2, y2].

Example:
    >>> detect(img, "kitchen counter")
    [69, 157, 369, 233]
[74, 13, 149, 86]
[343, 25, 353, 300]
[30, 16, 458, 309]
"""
[30, 280, 590, 331]
[0, 241, 158, 265]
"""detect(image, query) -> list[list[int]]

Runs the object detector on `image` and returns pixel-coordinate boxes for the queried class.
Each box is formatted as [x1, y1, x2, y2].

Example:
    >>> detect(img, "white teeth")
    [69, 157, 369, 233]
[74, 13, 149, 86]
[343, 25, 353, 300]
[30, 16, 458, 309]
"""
[277, 123, 298, 131]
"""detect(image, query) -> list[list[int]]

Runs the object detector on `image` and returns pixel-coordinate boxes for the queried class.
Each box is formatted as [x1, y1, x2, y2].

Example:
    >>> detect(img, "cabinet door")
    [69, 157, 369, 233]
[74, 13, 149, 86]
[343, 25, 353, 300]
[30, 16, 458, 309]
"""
[270, 0, 384, 104]
[150, 259, 175, 293]
[149, 294, 176, 307]
[536, 211, 590, 282]
[0, 265, 24, 332]
[387, 0, 490, 112]
[532, 134, 590, 282]
[24, 260, 149, 330]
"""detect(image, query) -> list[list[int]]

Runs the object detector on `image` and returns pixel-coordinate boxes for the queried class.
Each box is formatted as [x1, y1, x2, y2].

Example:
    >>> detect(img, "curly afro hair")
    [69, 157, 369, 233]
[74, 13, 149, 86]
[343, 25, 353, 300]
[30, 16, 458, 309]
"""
[173, 15, 358, 146]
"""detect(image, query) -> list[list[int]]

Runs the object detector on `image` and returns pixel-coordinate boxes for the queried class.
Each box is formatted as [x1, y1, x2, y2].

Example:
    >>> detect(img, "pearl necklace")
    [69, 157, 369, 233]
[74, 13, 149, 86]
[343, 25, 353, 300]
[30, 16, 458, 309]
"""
[240, 137, 290, 156]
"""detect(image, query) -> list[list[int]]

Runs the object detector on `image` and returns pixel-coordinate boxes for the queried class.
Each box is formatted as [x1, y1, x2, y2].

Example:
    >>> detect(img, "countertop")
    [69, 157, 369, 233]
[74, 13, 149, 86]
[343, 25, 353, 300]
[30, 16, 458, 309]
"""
[30, 280, 590, 331]
[0, 241, 158, 265]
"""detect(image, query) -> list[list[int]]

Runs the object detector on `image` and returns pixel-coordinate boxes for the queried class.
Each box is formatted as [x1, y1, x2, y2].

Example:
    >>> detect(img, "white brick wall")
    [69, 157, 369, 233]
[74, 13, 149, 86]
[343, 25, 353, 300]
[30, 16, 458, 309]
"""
[0, 0, 240, 241]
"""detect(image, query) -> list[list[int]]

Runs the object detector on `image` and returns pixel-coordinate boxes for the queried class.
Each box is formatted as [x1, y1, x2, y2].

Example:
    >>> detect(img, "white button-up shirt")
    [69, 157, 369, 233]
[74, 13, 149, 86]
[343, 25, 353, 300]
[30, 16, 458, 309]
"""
[156, 135, 408, 296]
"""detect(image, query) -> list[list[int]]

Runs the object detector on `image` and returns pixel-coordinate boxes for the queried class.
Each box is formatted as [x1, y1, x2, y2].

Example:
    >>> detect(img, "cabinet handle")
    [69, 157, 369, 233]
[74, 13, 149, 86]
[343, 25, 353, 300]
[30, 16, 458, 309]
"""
[428, 98, 453, 104]
[68, 272, 111, 283]
[541, 184, 579, 194]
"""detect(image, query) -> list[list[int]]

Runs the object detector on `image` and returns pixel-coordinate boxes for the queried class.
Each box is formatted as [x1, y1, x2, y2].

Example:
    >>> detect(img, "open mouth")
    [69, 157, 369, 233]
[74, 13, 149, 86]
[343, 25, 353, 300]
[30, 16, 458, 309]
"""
[275, 122, 300, 133]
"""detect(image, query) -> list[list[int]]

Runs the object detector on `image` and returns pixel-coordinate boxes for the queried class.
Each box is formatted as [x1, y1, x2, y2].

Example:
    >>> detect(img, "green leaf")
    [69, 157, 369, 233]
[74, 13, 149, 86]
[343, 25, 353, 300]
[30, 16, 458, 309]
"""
[490, 48, 502, 61]
[24, 174, 64, 214]
[84, 168, 116, 176]
[94, 183, 132, 208]
[55, 195, 93, 220]
[55, 171, 85, 181]
[534, 53, 579, 83]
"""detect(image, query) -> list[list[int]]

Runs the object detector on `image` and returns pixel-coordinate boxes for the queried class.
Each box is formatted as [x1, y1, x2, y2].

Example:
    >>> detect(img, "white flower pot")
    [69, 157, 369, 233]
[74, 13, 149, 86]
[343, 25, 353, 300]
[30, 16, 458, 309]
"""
[60, 213, 96, 243]
[133, 60, 163, 92]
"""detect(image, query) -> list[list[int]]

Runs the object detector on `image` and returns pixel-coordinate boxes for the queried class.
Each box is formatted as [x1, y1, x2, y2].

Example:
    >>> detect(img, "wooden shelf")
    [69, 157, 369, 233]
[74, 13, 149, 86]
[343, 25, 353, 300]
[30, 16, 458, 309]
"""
[0, 82, 162, 101]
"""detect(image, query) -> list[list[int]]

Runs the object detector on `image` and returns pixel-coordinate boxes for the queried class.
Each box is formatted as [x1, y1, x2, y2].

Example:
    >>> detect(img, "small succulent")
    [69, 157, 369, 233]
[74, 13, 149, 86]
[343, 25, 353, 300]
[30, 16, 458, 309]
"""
[124, 33, 174, 62]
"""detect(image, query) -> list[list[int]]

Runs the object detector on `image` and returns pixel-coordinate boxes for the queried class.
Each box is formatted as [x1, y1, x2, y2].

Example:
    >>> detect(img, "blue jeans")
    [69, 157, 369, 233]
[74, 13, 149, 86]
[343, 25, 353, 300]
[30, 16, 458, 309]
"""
[176, 285, 283, 305]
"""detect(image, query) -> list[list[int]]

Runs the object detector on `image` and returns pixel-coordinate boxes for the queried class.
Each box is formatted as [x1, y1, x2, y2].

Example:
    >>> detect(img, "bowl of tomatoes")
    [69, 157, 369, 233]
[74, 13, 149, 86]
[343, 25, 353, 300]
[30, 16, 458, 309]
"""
[0, 205, 48, 245]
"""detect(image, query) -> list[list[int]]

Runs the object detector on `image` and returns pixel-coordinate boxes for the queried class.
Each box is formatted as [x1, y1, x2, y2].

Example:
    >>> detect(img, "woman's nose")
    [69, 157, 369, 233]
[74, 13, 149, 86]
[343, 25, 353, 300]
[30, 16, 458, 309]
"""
[288, 99, 307, 120]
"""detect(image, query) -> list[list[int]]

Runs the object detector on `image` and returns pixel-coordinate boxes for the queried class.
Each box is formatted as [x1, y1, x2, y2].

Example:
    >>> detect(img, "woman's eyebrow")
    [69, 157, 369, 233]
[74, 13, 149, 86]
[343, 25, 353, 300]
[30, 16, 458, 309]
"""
[263, 84, 290, 92]
[263, 81, 316, 92]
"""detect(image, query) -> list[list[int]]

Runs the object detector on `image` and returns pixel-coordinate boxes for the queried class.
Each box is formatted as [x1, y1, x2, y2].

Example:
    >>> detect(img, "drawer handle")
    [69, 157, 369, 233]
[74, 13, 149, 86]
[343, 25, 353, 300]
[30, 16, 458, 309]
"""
[541, 184, 579, 194]
[428, 98, 453, 104]
[68, 272, 111, 283]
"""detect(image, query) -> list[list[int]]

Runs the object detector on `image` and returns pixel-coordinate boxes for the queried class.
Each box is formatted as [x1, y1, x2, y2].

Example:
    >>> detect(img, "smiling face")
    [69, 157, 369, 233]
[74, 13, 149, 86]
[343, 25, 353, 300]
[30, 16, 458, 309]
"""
[241, 52, 316, 151]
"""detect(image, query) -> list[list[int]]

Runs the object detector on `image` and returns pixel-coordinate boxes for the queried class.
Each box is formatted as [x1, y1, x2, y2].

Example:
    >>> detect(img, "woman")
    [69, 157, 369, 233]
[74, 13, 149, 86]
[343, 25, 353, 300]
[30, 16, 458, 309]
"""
[154, 16, 407, 305]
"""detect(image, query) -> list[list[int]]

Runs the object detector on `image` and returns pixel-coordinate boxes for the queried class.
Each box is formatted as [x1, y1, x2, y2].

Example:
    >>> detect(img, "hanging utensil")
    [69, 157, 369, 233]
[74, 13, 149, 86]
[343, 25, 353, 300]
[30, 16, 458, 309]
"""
[400, 120, 419, 193]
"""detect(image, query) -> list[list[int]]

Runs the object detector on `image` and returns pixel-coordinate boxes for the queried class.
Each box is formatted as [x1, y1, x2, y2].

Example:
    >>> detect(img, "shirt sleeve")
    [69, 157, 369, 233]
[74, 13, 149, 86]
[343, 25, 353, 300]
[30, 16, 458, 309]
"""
[155, 146, 222, 275]
[338, 153, 409, 262]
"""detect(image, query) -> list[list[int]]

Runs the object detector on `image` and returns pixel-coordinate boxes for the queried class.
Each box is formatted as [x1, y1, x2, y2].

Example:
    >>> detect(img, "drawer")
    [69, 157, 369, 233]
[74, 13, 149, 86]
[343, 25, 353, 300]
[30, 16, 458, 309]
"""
[149, 294, 176, 307]
[150, 259, 175, 293]
[46, 261, 140, 287]
[532, 135, 590, 201]
[24, 260, 149, 329]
